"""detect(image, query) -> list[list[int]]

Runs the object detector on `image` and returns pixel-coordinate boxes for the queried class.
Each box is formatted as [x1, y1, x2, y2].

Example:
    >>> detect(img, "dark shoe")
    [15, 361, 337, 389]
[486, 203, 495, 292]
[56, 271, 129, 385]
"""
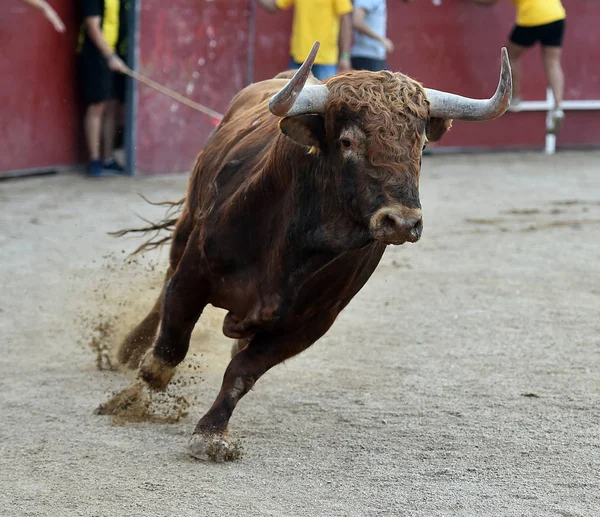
[103, 158, 125, 174]
[87, 159, 107, 178]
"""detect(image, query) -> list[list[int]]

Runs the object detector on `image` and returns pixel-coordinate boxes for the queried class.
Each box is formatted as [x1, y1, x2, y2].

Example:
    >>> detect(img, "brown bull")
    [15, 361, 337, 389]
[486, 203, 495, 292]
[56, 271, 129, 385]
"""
[115, 42, 511, 461]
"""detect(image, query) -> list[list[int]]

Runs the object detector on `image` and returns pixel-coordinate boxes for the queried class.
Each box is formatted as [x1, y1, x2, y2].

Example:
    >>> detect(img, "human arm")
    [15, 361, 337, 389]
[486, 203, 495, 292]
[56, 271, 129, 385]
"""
[338, 12, 353, 71]
[352, 6, 394, 54]
[19, 0, 65, 32]
[85, 16, 128, 72]
[255, 0, 283, 13]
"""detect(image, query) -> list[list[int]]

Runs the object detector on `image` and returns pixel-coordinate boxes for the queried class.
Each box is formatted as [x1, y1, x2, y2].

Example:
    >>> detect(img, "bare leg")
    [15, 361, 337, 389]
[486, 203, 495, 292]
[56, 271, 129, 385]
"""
[84, 102, 106, 161]
[507, 42, 528, 108]
[117, 214, 195, 368]
[541, 46, 564, 109]
[189, 315, 337, 461]
[102, 99, 119, 161]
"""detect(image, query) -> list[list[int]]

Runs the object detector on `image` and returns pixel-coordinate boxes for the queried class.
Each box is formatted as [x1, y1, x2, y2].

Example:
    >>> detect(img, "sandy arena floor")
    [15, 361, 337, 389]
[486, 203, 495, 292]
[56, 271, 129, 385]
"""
[1, 151, 599, 516]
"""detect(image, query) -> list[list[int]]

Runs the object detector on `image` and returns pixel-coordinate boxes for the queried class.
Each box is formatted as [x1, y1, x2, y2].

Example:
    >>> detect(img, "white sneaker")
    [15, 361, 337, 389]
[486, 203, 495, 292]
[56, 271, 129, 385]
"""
[547, 109, 565, 134]
[553, 109, 565, 132]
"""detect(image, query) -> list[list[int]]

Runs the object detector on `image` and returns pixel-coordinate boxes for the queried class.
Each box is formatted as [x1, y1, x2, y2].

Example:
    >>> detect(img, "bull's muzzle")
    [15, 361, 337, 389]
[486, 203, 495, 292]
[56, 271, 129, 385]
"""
[370, 207, 423, 245]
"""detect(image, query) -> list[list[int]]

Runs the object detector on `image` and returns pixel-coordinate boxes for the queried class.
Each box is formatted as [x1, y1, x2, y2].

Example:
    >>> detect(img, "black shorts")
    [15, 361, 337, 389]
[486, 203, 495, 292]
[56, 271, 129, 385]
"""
[509, 19, 565, 48]
[77, 47, 119, 105]
[114, 67, 126, 104]
[351, 56, 387, 72]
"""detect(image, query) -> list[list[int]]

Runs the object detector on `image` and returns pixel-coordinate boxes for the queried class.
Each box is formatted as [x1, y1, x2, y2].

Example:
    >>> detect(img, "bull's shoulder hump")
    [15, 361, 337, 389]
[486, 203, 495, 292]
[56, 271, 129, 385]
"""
[229, 79, 288, 108]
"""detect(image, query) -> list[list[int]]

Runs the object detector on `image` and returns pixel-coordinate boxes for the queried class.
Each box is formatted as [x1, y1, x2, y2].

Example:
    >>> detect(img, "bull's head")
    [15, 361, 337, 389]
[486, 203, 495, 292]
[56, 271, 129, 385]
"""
[268, 42, 512, 246]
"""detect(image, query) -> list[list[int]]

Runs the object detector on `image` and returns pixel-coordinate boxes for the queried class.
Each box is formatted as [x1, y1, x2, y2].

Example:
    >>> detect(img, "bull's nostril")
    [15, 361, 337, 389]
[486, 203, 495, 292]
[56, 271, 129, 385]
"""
[373, 210, 423, 243]
[382, 214, 401, 231]
[410, 218, 423, 240]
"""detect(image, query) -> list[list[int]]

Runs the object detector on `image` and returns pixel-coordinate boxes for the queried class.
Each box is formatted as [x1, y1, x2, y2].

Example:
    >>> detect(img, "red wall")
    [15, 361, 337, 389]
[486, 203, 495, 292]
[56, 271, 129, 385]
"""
[0, 0, 83, 175]
[135, 0, 252, 175]
[253, 1, 600, 151]
[1, 1, 597, 176]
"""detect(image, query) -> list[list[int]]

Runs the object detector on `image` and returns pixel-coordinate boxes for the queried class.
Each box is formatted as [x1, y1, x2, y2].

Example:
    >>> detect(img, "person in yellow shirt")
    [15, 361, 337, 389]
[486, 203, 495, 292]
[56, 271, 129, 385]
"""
[257, 0, 354, 81]
[473, 0, 566, 132]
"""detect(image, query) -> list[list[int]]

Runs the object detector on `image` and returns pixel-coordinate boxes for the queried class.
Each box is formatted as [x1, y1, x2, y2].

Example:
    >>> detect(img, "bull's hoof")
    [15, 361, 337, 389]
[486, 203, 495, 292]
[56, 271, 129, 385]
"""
[188, 432, 243, 462]
[138, 351, 176, 391]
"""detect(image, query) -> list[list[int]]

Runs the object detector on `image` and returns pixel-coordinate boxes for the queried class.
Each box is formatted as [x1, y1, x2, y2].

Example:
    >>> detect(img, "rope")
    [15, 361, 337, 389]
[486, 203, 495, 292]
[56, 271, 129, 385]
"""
[121, 67, 224, 120]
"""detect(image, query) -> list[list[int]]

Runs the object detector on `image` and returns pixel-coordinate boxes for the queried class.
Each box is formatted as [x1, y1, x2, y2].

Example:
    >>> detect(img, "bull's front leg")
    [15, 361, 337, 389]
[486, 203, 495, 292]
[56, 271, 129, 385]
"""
[229, 337, 251, 358]
[138, 247, 209, 391]
[188, 315, 336, 462]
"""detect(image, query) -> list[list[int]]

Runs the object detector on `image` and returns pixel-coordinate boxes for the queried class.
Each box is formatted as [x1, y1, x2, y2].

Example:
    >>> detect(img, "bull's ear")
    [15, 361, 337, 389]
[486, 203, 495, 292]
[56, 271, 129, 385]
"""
[279, 115, 325, 148]
[426, 117, 453, 142]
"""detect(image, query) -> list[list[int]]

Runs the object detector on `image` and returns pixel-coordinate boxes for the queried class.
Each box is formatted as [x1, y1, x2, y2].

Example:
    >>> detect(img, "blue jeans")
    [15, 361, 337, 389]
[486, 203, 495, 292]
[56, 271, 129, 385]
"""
[289, 58, 337, 81]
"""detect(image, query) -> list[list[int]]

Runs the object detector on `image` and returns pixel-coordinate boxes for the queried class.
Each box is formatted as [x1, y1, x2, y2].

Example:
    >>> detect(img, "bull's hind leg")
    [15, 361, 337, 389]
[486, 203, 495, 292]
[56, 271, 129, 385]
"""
[188, 316, 336, 461]
[117, 214, 194, 369]
[116, 270, 171, 368]
[138, 236, 209, 391]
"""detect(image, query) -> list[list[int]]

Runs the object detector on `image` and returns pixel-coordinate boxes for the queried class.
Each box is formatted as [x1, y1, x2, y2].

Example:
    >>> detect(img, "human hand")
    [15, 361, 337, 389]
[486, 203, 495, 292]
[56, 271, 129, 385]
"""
[382, 37, 395, 54]
[43, 5, 65, 33]
[107, 54, 129, 73]
[338, 57, 351, 72]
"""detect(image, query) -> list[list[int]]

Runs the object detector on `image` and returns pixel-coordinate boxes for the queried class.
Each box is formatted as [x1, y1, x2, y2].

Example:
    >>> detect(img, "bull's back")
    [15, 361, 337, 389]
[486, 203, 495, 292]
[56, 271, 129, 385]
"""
[184, 79, 293, 218]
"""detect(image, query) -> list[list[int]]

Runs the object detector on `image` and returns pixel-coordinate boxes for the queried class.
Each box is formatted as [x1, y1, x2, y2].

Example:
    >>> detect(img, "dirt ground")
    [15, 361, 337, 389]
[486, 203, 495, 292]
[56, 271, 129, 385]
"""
[1, 151, 599, 516]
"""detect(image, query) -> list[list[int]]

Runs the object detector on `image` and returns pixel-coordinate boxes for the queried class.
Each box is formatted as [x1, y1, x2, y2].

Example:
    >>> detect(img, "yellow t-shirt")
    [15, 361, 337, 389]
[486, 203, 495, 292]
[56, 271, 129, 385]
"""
[103, 0, 120, 51]
[276, 0, 353, 65]
[77, 0, 120, 54]
[511, 0, 566, 27]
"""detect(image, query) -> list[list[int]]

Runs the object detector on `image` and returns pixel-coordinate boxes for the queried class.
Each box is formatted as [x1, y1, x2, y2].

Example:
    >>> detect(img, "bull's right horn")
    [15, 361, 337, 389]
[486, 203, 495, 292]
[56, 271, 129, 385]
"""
[425, 47, 512, 121]
[269, 41, 329, 117]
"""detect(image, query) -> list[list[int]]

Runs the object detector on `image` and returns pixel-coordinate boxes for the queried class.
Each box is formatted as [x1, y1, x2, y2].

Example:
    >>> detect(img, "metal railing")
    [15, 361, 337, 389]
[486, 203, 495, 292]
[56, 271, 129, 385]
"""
[517, 88, 600, 154]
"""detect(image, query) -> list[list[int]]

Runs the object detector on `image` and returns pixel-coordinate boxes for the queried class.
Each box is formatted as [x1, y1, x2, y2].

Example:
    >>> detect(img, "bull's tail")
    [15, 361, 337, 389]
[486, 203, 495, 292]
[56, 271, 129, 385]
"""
[108, 194, 185, 256]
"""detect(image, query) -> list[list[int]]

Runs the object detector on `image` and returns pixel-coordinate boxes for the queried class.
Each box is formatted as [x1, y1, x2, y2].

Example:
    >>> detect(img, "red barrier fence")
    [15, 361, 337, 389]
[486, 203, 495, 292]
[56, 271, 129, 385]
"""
[0, 0, 83, 175]
[1, 0, 598, 176]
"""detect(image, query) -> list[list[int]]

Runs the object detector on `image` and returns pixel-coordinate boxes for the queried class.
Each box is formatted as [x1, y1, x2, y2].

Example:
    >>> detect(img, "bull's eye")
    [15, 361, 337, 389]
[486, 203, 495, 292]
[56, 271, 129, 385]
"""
[340, 138, 353, 148]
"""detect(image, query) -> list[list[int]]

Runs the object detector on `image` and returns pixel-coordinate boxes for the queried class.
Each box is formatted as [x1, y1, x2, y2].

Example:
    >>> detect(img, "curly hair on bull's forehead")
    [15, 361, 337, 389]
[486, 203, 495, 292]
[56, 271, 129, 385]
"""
[324, 70, 429, 167]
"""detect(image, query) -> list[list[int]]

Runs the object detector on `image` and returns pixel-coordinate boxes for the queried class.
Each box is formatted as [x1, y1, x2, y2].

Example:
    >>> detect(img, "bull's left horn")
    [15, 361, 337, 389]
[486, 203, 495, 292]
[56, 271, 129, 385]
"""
[425, 47, 512, 121]
[269, 41, 329, 117]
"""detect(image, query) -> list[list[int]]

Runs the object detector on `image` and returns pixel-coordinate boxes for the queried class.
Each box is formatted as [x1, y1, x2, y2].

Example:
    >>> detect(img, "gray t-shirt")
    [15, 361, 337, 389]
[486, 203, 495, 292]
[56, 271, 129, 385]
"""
[351, 0, 387, 60]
